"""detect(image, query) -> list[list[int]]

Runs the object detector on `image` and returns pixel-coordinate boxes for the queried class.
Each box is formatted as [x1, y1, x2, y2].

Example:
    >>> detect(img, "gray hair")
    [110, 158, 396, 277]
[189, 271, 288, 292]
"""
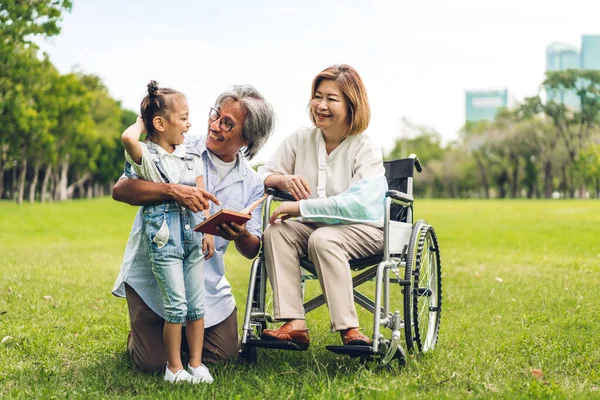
[214, 85, 275, 160]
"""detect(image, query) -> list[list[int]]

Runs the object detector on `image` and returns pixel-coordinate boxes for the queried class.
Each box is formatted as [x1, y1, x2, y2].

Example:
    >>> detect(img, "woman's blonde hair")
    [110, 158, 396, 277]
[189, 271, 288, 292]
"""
[309, 64, 370, 136]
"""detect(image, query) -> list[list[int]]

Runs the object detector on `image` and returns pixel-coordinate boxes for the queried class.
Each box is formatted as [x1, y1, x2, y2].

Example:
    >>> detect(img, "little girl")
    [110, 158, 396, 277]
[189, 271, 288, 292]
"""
[121, 81, 213, 384]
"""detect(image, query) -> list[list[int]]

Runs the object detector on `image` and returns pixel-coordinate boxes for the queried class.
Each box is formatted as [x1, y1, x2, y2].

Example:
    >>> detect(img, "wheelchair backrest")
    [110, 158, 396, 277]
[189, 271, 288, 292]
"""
[384, 158, 417, 223]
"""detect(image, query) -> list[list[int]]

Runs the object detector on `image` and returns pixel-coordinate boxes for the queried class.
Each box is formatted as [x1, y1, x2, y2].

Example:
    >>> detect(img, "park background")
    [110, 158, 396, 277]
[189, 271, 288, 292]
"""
[2, 0, 600, 202]
[1, 1, 600, 398]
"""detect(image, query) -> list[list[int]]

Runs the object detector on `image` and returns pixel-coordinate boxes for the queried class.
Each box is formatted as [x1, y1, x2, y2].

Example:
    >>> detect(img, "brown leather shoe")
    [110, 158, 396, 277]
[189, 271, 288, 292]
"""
[340, 328, 371, 346]
[262, 322, 310, 349]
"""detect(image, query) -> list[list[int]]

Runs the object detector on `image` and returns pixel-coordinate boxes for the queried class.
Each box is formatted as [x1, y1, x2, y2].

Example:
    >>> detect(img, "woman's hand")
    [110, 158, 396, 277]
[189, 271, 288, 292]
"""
[280, 175, 312, 200]
[269, 201, 301, 224]
[203, 234, 215, 260]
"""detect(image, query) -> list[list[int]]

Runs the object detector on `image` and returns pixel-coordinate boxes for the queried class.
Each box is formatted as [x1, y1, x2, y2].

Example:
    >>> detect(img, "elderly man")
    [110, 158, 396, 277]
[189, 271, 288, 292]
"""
[112, 85, 275, 371]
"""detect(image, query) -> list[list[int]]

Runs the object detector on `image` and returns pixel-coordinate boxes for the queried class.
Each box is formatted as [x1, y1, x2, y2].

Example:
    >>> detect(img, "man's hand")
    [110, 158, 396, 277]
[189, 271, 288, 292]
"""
[217, 220, 260, 259]
[169, 184, 220, 213]
[216, 221, 250, 241]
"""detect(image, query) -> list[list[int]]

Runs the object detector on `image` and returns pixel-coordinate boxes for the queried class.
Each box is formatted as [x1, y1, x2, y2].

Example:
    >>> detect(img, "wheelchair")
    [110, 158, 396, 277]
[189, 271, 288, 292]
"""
[240, 154, 442, 366]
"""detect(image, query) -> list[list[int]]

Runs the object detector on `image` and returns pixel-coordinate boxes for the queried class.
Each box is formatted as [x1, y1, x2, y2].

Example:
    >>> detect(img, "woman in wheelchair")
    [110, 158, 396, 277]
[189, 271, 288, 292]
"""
[257, 64, 388, 348]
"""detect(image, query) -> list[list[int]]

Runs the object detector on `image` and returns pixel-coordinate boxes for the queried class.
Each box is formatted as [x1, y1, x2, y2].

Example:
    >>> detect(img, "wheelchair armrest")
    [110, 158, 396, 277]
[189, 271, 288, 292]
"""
[266, 187, 296, 202]
[386, 190, 414, 204]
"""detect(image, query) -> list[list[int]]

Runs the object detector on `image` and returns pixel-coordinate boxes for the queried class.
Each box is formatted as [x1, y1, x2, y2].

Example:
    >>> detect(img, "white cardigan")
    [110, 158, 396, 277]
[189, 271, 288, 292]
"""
[258, 127, 387, 226]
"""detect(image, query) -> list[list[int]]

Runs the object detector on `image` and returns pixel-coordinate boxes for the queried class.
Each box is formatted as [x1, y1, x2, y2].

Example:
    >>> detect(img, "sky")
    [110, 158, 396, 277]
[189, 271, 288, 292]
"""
[38, 0, 600, 164]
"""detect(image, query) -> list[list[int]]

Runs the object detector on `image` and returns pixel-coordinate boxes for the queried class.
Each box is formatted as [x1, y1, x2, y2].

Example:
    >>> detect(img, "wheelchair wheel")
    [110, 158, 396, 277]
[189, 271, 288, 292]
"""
[404, 220, 442, 353]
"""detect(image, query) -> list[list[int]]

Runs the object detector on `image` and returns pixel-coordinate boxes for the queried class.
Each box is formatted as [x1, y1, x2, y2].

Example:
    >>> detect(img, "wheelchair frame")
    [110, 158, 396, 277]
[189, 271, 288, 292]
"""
[240, 154, 442, 366]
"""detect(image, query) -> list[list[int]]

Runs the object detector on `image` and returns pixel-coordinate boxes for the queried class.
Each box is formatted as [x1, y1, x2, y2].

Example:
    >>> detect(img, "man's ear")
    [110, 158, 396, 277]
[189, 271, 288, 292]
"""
[153, 116, 165, 132]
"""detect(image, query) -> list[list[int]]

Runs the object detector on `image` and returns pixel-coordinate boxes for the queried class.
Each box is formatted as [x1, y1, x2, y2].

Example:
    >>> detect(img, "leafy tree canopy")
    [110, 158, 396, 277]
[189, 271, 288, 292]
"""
[0, 0, 73, 47]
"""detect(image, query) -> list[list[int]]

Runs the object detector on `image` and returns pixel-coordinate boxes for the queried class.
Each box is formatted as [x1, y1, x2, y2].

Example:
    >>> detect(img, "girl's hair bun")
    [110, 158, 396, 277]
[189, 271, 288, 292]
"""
[147, 80, 159, 96]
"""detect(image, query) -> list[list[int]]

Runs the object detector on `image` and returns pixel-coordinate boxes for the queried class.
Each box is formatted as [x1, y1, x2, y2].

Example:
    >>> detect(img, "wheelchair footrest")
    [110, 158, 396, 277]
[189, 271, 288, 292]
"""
[245, 338, 308, 351]
[325, 345, 375, 358]
[326, 344, 407, 365]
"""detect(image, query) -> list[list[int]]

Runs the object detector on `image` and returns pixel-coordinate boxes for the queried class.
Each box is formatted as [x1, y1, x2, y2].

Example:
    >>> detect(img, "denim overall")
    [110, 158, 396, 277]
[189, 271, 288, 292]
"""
[142, 147, 206, 324]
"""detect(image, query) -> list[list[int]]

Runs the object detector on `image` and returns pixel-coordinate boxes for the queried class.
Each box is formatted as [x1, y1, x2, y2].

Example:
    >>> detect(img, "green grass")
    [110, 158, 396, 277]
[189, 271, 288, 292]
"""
[1, 198, 599, 399]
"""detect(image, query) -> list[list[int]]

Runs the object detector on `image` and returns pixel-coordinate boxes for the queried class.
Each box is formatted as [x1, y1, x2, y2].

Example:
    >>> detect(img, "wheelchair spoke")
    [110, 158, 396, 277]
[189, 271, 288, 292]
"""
[405, 221, 442, 354]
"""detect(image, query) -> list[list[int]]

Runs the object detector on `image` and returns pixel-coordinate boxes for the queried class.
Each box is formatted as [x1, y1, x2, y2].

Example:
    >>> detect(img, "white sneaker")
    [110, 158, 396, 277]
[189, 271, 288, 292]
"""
[164, 366, 197, 384]
[187, 363, 214, 383]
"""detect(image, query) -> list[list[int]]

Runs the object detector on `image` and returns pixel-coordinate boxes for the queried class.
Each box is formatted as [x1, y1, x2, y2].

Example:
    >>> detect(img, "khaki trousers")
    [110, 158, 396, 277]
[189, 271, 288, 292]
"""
[125, 284, 240, 372]
[263, 221, 384, 331]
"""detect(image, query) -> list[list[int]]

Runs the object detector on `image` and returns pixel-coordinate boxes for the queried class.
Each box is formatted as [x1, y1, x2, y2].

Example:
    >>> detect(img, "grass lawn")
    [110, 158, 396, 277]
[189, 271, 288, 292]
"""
[1, 197, 599, 399]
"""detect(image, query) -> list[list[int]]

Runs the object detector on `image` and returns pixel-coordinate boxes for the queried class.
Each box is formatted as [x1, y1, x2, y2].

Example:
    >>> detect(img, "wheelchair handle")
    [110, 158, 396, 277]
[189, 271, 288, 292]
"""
[265, 187, 296, 202]
[409, 153, 423, 173]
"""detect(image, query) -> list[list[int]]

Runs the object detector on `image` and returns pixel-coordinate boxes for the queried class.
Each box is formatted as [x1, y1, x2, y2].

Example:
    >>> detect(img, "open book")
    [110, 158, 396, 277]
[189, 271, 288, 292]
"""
[194, 194, 268, 237]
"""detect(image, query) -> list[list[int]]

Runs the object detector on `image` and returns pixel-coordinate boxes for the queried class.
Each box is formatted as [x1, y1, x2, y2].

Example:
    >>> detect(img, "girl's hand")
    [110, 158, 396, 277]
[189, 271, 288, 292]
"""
[280, 175, 311, 200]
[136, 116, 146, 132]
[203, 234, 215, 260]
[269, 201, 301, 224]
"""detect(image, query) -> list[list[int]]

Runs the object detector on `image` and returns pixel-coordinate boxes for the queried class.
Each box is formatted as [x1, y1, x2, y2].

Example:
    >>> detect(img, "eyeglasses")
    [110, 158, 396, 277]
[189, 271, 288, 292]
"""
[208, 108, 235, 132]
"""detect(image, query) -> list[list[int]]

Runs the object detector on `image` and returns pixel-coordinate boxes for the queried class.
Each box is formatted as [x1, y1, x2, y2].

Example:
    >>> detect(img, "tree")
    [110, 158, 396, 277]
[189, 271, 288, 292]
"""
[0, 0, 72, 201]
[0, 45, 57, 203]
[47, 72, 95, 201]
[388, 118, 445, 163]
[524, 69, 600, 196]
[0, 0, 72, 46]
[572, 142, 600, 198]
[386, 118, 448, 197]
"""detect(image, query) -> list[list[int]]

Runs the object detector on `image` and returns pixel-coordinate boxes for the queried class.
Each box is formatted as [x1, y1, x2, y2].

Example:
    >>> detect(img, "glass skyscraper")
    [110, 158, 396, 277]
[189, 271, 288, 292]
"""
[581, 35, 600, 69]
[545, 35, 600, 109]
[545, 42, 580, 108]
[546, 42, 580, 71]
[465, 90, 508, 122]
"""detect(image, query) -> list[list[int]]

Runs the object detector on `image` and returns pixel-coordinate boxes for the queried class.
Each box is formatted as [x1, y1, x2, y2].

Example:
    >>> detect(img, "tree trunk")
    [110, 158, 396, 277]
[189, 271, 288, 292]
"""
[474, 153, 490, 198]
[55, 155, 70, 201]
[51, 169, 59, 201]
[544, 161, 553, 199]
[86, 181, 93, 198]
[66, 172, 91, 199]
[560, 165, 569, 198]
[28, 160, 40, 203]
[16, 156, 27, 204]
[11, 160, 18, 200]
[0, 138, 4, 199]
[496, 170, 508, 199]
[40, 164, 52, 202]
[510, 155, 519, 198]
[0, 163, 4, 199]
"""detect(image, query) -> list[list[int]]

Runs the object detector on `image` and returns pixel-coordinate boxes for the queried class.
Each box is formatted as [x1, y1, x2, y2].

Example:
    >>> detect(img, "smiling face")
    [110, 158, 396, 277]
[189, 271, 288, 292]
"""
[310, 79, 350, 137]
[165, 99, 191, 145]
[151, 98, 191, 151]
[206, 100, 248, 162]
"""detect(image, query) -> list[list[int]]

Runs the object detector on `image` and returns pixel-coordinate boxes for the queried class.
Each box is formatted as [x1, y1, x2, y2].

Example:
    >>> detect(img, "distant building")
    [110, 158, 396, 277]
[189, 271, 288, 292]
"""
[546, 42, 580, 71]
[465, 90, 508, 122]
[545, 42, 580, 108]
[581, 35, 600, 69]
[545, 35, 600, 109]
